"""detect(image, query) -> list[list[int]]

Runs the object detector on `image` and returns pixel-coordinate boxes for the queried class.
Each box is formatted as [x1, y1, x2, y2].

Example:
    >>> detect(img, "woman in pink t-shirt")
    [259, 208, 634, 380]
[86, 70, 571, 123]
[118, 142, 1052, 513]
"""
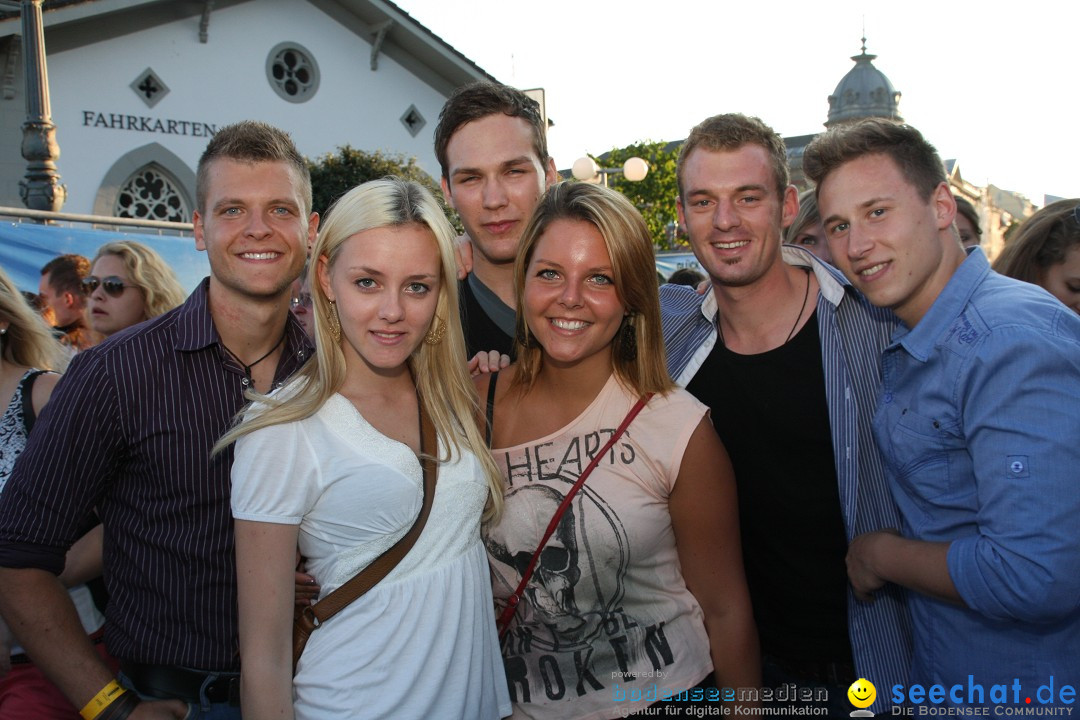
[478, 182, 759, 720]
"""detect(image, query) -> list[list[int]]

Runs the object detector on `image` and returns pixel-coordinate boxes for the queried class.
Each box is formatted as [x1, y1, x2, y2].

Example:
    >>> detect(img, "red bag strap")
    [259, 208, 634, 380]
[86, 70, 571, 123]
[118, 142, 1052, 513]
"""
[496, 393, 653, 637]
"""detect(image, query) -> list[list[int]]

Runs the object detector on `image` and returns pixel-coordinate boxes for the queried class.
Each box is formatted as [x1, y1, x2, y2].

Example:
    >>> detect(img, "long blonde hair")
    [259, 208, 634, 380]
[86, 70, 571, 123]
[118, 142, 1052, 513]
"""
[0, 265, 66, 372]
[217, 177, 503, 521]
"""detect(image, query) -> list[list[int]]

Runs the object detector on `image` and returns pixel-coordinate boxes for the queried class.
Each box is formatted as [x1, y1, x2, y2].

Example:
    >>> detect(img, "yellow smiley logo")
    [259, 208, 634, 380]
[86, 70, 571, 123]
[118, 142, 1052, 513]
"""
[847, 678, 876, 709]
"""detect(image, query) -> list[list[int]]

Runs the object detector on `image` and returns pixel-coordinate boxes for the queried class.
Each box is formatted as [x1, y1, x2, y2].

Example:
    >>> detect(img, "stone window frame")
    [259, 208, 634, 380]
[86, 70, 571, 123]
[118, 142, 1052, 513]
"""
[266, 42, 320, 104]
[93, 143, 195, 223]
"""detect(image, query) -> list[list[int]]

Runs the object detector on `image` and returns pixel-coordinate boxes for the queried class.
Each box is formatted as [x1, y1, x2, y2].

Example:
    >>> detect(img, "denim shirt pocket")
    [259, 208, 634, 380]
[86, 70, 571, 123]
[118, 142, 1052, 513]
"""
[890, 408, 967, 504]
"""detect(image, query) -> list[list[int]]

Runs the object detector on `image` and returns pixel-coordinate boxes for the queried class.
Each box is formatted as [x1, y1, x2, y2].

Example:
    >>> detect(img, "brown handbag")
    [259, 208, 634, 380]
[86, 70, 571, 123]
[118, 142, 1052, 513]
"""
[292, 394, 438, 673]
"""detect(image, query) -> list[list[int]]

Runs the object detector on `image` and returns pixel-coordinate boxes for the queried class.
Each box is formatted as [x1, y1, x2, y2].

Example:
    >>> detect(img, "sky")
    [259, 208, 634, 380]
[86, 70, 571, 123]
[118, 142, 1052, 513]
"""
[399, 0, 1079, 206]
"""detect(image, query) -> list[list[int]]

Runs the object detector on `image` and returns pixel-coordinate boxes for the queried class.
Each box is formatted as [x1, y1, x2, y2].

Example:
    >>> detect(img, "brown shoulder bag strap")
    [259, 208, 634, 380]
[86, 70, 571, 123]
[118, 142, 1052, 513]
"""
[292, 391, 438, 671]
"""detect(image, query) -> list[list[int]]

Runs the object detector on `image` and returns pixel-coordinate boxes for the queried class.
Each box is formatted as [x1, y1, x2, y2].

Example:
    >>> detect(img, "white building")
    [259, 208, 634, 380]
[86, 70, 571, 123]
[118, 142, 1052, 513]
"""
[0, 0, 495, 220]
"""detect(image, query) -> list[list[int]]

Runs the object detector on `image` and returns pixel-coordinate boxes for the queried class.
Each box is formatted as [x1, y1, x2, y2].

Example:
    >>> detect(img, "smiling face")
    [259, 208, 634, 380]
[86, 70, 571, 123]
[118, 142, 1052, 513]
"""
[819, 153, 965, 327]
[1039, 245, 1080, 315]
[523, 218, 627, 373]
[87, 254, 147, 337]
[847, 678, 877, 709]
[318, 223, 441, 380]
[677, 145, 798, 289]
[441, 113, 556, 269]
[194, 158, 316, 307]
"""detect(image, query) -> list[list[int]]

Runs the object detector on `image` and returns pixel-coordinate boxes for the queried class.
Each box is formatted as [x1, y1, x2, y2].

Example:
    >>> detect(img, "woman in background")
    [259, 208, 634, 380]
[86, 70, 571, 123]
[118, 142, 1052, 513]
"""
[784, 189, 832, 264]
[993, 199, 1080, 315]
[86, 240, 186, 338]
[0, 266, 114, 719]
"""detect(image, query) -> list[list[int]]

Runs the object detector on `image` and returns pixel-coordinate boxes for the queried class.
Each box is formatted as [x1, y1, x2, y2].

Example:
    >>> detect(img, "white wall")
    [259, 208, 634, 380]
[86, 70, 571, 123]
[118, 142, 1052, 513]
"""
[39, 0, 452, 215]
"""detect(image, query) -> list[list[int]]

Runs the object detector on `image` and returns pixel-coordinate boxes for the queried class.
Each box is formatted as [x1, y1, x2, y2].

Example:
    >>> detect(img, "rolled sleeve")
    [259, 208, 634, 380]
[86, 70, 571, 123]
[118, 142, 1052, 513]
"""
[947, 326, 1080, 623]
[0, 349, 124, 571]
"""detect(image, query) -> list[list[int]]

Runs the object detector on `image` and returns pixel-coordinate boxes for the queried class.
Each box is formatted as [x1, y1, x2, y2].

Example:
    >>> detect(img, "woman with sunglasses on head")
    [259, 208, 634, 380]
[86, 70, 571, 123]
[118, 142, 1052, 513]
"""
[86, 241, 186, 338]
[479, 182, 758, 719]
[0, 266, 118, 718]
[220, 178, 510, 719]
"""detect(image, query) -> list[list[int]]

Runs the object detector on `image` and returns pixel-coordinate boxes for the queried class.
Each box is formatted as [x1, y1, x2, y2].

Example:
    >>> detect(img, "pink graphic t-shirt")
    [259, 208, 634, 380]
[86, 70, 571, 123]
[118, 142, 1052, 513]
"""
[485, 375, 714, 720]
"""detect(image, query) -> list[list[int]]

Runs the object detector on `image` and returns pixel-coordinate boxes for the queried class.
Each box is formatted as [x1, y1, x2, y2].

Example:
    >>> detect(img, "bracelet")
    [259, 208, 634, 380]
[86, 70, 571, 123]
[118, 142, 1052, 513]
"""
[80, 679, 126, 720]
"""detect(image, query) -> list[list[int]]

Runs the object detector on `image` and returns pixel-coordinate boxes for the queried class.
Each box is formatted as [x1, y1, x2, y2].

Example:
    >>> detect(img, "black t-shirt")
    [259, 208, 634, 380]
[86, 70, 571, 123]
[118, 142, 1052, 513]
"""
[458, 278, 515, 360]
[686, 307, 853, 666]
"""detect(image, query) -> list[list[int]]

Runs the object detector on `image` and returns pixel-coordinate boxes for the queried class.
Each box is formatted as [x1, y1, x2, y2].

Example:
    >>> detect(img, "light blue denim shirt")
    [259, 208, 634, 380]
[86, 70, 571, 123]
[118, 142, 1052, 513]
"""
[662, 246, 912, 714]
[875, 248, 1080, 702]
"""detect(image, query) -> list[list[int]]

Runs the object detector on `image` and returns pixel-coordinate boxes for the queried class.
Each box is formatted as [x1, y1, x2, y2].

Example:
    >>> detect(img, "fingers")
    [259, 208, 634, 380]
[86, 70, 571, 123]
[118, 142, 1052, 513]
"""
[468, 351, 507, 378]
[294, 571, 320, 607]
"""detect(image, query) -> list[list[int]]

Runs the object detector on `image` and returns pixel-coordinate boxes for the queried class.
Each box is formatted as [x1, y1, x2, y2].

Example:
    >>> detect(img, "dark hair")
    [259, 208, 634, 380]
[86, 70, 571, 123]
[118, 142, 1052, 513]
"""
[677, 113, 789, 199]
[195, 120, 311, 214]
[954, 196, 981, 238]
[804, 119, 946, 201]
[667, 268, 705, 287]
[40, 253, 90, 297]
[434, 83, 547, 180]
[993, 199, 1080, 285]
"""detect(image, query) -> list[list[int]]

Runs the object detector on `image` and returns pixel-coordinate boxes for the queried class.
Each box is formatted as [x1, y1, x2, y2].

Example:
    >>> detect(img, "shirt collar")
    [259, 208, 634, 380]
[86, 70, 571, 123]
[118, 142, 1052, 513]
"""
[699, 245, 855, 323]
[175, 278, 217, 352]
[895, 246, 990, 361]
[173, 278, 313, 369]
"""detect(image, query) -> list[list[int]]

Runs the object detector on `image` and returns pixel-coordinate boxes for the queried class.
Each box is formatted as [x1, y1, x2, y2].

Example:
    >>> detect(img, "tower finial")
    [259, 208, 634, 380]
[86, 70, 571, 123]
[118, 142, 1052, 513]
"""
[861, 16, 867, 54]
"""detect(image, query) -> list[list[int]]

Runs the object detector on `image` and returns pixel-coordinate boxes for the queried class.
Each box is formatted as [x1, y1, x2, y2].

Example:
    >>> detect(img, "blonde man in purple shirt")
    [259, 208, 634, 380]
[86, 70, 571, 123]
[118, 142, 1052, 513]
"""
[0, 121, 317, 720]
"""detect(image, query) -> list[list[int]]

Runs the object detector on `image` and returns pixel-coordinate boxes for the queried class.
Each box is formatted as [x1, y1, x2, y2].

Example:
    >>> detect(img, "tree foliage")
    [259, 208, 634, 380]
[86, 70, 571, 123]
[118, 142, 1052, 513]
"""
[306, 146, 460, 231]
[598, 140, 685, 250]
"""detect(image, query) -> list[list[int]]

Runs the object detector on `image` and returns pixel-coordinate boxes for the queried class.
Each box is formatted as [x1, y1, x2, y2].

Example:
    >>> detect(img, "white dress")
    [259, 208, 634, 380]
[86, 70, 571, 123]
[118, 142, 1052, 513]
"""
[231, 389, 511, 720]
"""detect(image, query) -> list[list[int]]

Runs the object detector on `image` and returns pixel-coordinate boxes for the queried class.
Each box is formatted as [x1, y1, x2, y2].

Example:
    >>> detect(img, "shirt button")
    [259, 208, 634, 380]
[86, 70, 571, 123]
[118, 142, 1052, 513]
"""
[883, 392, 893, 403]
[241, 377, 250, 387]
[1010, 460, 1025, 474]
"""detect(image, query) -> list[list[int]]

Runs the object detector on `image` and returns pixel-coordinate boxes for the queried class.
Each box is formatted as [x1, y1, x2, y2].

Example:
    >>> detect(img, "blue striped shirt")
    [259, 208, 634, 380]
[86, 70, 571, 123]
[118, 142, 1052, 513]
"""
[0, 279, 311, 670]
[661, 246, 912, 713]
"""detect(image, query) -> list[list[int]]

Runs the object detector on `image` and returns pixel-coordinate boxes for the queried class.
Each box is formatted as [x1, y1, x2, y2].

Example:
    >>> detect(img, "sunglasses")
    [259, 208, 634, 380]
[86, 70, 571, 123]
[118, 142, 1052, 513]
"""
[82, 276, 134, 297]
[290, 292, 313, 309]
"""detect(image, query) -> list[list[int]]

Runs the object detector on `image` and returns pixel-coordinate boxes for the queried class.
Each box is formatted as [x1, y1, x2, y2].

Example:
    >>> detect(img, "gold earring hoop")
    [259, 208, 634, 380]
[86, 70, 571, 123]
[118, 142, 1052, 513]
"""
[327, 300, 342, 343]
[424, 317, 446, 345]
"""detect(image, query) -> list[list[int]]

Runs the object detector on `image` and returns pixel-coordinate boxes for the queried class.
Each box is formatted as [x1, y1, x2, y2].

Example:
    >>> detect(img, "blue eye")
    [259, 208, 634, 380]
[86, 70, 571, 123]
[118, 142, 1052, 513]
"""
[537, 269, 559, 280]
[590, 274, 614, 286]
[356, 278, 376, 289]
[406, 282, 430, 295]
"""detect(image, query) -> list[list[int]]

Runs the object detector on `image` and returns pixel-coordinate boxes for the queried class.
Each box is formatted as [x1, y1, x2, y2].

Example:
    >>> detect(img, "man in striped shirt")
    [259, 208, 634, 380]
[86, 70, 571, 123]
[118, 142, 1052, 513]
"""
[0, 121, 316, 719]
[659, 113, 911, 715]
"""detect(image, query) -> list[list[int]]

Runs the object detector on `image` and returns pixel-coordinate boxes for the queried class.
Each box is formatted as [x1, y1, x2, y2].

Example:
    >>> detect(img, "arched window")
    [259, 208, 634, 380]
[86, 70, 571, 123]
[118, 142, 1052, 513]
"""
[114, 164, 190, 223]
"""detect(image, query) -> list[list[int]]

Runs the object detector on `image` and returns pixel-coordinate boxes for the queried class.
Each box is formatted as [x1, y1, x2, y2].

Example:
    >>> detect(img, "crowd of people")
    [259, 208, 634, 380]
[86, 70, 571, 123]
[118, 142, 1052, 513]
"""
[0, 82, 1076, 720]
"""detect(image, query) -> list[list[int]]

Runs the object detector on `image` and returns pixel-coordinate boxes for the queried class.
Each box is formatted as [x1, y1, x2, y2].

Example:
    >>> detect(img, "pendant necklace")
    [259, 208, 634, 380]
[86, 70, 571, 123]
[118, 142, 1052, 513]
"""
[222, 330, 287, 387]
[717, 267, 811, 348]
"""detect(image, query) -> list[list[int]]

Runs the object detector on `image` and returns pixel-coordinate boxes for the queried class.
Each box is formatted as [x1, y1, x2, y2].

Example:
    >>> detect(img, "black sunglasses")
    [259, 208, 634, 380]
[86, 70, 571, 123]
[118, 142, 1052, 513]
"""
[290, 292, 313, 309]
[82, 276, 134, 297]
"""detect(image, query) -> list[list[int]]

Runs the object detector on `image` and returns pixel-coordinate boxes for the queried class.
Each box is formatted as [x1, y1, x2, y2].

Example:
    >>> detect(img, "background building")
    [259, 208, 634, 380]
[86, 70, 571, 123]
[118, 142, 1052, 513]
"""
[0, 0, 495, 221]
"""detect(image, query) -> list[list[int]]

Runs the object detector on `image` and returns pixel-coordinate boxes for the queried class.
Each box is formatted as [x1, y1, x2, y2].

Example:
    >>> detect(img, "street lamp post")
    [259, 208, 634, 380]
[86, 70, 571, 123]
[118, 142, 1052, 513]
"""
[18, 0, 65, 212]
[571, 156, 649, 187]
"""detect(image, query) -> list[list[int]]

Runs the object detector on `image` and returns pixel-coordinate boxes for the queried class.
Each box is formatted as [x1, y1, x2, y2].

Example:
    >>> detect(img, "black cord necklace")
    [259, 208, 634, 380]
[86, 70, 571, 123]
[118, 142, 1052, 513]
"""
[718, 267, 811, 348]
[221, 330, 287, 386]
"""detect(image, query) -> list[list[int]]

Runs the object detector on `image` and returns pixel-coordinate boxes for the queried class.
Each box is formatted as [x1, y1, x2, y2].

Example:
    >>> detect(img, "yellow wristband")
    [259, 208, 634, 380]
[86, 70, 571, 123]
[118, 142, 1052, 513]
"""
[80, 679, 126, 720]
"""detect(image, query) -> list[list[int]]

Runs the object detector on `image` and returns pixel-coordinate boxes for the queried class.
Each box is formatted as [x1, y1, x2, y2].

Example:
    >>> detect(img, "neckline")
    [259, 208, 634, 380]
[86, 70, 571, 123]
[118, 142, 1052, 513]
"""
[492, 373, 621, 453]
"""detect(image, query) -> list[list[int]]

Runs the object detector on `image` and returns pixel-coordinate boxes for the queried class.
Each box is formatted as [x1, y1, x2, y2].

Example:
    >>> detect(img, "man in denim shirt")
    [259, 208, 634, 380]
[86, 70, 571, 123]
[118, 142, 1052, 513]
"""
[807, 119, 1080, 705]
